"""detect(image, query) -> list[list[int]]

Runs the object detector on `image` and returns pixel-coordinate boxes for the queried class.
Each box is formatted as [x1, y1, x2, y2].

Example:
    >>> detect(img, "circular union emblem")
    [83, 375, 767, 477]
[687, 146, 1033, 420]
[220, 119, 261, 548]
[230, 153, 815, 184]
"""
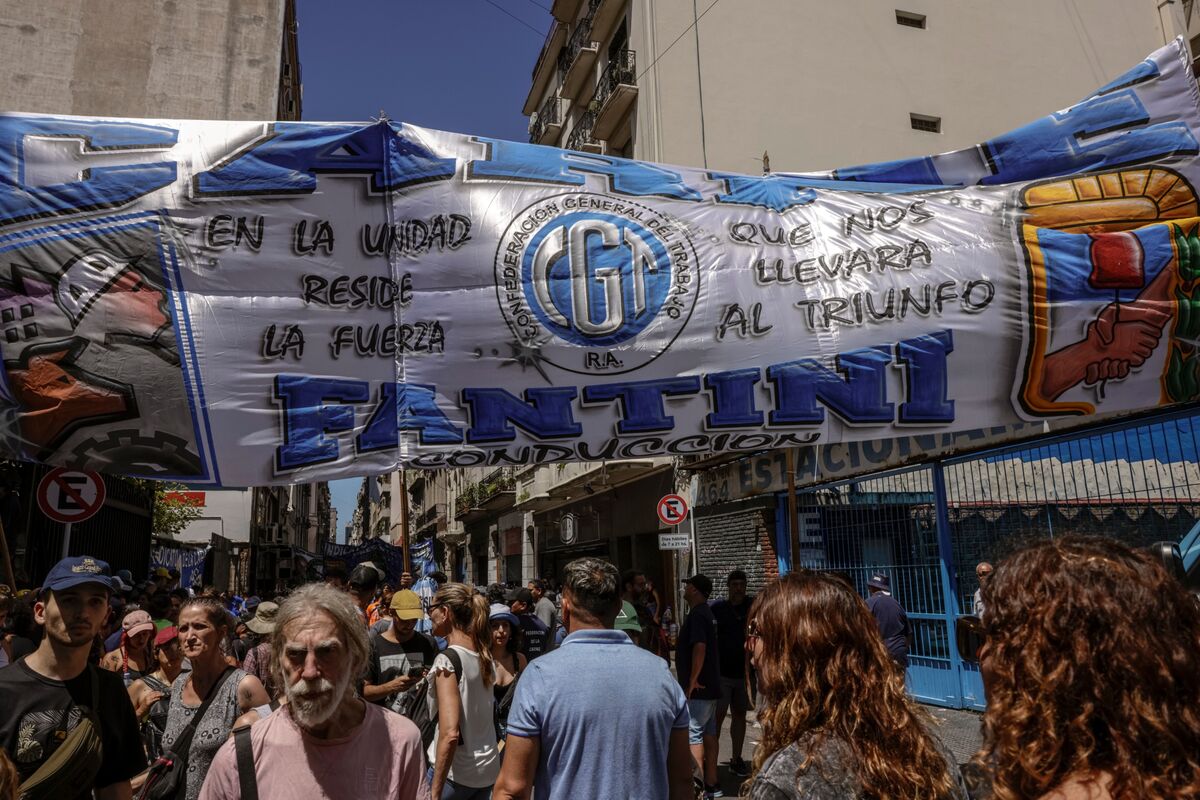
[494, 193, 700, 374]
[559, 513, 578, 544]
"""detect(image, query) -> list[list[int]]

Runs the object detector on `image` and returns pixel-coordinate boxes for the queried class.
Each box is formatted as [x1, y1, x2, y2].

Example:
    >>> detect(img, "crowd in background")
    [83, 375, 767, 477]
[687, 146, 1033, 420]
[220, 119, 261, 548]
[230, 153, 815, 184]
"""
[0, 533, 1198, 800]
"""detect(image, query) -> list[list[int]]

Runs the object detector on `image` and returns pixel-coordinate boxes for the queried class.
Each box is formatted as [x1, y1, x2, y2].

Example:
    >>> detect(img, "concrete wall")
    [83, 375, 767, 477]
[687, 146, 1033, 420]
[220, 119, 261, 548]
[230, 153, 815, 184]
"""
[628, 0, 1172, 172]
[0, 0, 286, 119]
[177, 488, 253, 544]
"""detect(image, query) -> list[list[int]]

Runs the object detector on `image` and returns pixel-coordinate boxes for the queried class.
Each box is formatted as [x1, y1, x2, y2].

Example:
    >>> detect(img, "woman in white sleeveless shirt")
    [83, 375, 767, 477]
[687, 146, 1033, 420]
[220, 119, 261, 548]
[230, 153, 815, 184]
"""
[427, 583, 500, 799]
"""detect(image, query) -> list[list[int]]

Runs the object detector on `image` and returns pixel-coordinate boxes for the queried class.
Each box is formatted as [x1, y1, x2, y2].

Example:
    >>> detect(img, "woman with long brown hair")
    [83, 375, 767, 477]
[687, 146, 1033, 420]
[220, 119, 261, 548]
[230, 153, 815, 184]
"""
[971, 535, 1200, 800]
[427, 583, 500, 800]
[746, 572, 966, 799]
[154, 597, 269, 800]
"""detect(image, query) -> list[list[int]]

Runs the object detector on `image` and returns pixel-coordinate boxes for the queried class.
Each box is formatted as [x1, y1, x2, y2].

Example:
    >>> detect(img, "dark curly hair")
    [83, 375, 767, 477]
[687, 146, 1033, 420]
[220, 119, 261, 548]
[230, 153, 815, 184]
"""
[973, 535, 1200, 799]
[748, 572, 956, 797]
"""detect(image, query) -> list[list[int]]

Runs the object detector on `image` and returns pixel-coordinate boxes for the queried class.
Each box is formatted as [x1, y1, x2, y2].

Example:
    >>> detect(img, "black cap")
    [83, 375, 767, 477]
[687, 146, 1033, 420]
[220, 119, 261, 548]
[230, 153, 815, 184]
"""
[506, 587, 534, 606]
[683, 574, 713, 597]
[348, 564, 380, 590]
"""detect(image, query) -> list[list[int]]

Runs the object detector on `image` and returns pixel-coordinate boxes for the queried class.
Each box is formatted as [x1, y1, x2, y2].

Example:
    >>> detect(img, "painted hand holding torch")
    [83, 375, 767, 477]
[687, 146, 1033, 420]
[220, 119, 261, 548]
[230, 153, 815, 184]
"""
[1041, 227, 1180, 402]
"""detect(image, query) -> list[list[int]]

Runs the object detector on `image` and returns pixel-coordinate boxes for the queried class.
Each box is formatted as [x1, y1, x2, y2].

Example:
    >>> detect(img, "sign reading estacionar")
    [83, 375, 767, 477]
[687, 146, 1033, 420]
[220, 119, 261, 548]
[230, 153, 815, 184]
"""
[36, 468, 106, 524]
[658, 533, 691, 550]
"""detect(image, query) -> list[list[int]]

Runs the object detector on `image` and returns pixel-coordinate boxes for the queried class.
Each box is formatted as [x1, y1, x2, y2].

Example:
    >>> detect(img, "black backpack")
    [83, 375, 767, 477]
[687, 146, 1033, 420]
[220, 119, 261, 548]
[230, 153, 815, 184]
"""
[396, 646, 462, 751]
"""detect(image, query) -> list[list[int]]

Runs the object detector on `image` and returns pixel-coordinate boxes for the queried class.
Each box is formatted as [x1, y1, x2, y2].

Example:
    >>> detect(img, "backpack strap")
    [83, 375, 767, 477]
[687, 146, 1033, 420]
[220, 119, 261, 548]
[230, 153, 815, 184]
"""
[440, 647, 465, 746]
[234, 726, 258, 800]
[442, 645, 463, 681]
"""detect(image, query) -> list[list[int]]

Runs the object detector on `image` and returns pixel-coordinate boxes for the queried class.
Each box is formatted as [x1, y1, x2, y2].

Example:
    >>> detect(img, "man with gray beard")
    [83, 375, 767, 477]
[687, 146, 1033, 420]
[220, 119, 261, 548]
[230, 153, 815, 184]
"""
[198, 583, 429, 800]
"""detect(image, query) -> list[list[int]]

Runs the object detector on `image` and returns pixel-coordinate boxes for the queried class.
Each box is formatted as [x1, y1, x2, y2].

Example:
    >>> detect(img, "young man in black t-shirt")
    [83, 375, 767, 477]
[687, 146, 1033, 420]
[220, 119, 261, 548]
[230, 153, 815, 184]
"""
[676, 574, 722, 797]
[0, 556, 145, 800]
[363, 589, 437, 714]
[507, 588, 550, 660]
[711, 569, 754, 778]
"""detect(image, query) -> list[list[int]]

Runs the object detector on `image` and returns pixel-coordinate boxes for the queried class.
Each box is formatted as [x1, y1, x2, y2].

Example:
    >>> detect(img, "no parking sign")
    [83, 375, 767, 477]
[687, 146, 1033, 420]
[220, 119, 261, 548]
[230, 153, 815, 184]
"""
[657, 494, 689, 526]
[37, 468, 106, 524]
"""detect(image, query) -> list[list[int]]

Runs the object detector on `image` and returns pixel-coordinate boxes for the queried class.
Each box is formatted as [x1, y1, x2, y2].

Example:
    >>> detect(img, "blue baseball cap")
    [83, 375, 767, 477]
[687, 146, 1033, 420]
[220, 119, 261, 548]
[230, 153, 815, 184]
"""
[42, 556, 114, 594]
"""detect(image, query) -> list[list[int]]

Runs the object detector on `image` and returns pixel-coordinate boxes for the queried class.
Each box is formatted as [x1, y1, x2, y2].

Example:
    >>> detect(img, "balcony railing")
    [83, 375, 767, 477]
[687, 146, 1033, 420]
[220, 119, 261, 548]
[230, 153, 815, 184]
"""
[567, 110, 601, 152]
[594, 49, 635, 111]
[558, 0, 601, 79]
[529, 91, 563, 144]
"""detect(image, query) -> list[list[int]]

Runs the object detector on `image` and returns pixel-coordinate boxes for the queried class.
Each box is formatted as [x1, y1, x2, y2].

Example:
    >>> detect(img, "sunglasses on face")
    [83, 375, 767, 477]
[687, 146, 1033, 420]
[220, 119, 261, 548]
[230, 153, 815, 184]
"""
[746, 620, 761, 642]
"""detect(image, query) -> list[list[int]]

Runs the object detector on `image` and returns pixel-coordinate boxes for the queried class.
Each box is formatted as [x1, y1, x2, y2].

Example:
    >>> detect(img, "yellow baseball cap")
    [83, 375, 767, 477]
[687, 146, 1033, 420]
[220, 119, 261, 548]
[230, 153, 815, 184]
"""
[389, 589, 423, 620]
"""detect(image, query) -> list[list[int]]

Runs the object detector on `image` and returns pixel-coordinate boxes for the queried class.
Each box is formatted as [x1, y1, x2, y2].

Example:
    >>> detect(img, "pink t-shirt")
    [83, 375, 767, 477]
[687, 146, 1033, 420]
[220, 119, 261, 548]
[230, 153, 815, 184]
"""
[197, 702, 430, 800]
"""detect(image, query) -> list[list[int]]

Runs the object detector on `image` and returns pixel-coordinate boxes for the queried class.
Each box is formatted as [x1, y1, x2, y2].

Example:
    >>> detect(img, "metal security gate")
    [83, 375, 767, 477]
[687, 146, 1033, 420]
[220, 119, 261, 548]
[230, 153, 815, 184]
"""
[775, 406, 1200, 711]
[777, 466, 966, 709]
[941, 409, 1200, 710]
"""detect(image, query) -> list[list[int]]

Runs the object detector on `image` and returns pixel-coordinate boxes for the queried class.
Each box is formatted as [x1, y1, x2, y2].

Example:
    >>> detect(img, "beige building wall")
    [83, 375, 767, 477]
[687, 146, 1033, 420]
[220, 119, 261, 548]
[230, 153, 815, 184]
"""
[529, 0, 1194, 174]
[0, 0, 290, 119]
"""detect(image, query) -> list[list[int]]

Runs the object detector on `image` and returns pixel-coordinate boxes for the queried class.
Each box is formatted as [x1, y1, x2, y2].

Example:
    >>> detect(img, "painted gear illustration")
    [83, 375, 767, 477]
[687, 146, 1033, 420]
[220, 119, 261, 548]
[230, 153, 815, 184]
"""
[68, 429, 203, 477]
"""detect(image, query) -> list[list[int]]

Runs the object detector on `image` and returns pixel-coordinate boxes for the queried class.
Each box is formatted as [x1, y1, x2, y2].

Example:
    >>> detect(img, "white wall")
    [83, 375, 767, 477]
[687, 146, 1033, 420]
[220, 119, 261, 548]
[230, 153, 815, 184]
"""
[629, 0, 1170, 172]
[176, 488, 254, 545]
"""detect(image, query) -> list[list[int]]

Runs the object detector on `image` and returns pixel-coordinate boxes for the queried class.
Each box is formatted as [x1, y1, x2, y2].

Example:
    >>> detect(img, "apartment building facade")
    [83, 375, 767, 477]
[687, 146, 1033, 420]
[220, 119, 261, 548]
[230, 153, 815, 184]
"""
[251, 481, 332, 592]
[527, 0, 1186, 171]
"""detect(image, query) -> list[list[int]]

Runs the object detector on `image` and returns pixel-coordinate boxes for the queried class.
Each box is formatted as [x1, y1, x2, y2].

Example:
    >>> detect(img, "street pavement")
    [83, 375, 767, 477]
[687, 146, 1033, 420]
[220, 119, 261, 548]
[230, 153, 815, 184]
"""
[710, 705, 984, 798]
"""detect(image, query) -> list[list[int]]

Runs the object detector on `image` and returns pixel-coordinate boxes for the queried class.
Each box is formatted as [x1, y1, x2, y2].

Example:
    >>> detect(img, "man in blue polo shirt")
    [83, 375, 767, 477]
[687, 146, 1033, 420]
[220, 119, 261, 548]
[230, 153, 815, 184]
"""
[494, 557, 693, 800]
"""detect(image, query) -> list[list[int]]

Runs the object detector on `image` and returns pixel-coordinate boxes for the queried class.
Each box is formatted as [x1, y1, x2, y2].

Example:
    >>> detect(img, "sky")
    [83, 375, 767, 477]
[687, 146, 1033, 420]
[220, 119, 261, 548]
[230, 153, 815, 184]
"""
[296, 0, 550, 541]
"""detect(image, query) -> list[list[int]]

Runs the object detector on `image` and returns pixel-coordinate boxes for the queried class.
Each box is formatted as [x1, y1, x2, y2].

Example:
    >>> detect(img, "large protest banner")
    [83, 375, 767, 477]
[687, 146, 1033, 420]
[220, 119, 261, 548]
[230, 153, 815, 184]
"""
[0, 42, 1198, 486]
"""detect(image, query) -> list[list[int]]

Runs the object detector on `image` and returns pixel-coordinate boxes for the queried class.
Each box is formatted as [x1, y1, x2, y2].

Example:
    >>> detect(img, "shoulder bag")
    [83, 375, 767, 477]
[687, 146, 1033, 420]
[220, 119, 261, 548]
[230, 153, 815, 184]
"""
[18, 666, 104, 800]
[137, 667, 235, 800]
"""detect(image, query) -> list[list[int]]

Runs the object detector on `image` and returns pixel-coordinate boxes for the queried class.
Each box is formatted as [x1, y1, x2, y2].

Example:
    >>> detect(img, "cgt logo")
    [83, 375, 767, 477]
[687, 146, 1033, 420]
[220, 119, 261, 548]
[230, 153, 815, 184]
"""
[495, 194, 699, 374]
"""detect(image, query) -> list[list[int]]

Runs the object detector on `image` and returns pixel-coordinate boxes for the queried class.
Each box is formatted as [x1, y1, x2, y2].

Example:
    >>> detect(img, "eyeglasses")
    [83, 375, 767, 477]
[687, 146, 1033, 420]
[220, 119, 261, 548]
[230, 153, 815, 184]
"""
[746, 620, 761, 643]
[428, 602, 446, 613]
[955, 615, 986, 665]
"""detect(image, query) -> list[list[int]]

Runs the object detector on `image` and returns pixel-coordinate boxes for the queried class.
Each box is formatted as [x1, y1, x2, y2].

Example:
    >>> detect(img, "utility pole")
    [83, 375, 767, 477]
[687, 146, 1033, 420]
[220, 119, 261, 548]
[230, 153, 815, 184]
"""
[397, 470, 411, 574]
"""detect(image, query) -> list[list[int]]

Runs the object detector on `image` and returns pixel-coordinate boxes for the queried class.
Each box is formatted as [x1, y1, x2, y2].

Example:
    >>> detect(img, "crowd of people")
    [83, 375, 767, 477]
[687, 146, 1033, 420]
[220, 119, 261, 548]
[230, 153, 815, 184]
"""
[0, 533, 1197, 799]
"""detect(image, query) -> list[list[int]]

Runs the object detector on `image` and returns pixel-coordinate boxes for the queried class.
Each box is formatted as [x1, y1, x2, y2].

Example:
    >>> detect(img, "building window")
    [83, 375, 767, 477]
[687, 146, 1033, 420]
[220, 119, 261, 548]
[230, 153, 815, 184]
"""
[910, 113, 941, 133]
[895, 10, 927, 28]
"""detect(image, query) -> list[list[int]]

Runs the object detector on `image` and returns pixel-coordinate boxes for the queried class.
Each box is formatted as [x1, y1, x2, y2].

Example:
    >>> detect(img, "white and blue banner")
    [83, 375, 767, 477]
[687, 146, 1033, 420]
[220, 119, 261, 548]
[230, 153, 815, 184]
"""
[0, 42, 1199, 486]
[149, 544, 208, 589]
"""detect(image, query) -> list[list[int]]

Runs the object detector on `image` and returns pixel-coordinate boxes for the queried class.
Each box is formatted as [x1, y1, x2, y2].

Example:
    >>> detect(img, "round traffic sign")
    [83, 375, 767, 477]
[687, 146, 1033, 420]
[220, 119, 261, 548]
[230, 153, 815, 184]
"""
[657, 493, 689, 526]
[37, 468, 106, 524]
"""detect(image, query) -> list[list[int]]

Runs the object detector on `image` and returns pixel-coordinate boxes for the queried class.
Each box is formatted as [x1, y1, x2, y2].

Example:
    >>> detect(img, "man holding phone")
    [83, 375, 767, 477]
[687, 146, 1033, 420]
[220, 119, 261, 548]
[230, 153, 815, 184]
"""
[363, 590, 437, 715]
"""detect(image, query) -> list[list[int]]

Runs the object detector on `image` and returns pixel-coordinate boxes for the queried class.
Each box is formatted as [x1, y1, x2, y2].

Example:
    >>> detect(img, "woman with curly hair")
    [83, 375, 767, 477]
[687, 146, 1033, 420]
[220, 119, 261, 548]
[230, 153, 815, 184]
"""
[746, 571, 966, 799]
[970, 535, 1200, 800]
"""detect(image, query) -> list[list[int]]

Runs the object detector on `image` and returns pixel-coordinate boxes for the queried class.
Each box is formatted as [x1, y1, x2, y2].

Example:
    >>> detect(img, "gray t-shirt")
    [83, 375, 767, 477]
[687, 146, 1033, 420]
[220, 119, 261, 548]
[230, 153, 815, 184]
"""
[533, 596, 557, 631]
[749, 732, 969, 800]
